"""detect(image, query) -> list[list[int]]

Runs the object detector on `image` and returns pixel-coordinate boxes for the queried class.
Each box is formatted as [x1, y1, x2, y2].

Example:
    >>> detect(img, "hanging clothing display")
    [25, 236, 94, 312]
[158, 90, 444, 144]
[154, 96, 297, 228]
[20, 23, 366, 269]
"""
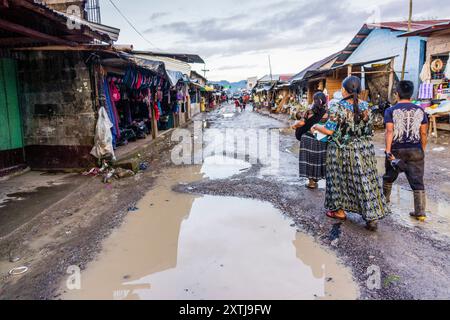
[103, 78, 120, 147]
[420, 55, 432, 83]
[418, 83, 433, 99]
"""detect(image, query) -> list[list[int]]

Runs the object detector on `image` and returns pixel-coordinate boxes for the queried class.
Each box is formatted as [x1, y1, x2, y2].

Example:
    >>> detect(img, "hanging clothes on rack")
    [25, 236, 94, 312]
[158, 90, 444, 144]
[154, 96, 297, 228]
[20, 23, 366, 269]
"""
[103, 78, 120, 147]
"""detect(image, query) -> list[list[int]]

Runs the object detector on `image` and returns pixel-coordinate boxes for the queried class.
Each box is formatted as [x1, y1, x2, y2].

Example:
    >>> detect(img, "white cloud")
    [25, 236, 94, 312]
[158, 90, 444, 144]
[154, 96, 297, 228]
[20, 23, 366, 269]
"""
[100, 0, 450, 82]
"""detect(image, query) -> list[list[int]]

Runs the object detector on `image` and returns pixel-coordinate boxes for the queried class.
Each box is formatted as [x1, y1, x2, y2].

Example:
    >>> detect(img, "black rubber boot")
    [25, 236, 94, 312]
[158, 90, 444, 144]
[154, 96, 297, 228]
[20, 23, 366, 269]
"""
[383, 182, 393, 204]
[410, 190, 427, 221]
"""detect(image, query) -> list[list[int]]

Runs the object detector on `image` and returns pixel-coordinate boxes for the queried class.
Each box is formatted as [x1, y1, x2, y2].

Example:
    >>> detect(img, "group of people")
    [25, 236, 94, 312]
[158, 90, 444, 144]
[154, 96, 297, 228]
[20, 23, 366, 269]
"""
[234, 95, 250, 112]
[294, 76, 428, 231]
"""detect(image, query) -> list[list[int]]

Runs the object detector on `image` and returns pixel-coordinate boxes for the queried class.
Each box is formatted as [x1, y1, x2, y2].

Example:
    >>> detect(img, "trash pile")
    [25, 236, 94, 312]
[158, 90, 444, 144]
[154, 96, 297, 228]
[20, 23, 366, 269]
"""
[82, 159, 150, 184]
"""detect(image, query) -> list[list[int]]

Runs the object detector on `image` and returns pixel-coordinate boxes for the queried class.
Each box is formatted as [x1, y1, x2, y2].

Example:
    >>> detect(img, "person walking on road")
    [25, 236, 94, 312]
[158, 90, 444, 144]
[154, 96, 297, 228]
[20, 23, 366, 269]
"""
[383, 81, 429, 221]
[234, 98, 241, 112]
[312, 76, 390, 231]
[293, 92, 329, 189]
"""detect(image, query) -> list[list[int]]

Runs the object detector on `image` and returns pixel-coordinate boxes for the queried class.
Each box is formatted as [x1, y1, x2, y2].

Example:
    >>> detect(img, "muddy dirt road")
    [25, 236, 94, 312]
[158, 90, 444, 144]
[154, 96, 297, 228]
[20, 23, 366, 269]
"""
[1, 103, 449, 300]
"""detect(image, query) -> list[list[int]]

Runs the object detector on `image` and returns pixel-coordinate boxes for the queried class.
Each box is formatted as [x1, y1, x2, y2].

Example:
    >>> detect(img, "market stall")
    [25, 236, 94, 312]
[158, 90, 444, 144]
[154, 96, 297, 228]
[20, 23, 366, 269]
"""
[401, 22, 450, 137]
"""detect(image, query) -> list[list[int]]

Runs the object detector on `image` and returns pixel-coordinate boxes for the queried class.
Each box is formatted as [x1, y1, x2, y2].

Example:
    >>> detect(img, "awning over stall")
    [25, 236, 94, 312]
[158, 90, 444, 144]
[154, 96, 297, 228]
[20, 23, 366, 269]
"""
[117, 52, 166, 75]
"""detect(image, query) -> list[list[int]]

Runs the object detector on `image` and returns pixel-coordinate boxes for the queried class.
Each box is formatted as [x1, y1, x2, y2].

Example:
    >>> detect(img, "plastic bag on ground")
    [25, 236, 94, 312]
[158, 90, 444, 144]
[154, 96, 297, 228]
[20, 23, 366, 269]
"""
[91, 107, 116, 160]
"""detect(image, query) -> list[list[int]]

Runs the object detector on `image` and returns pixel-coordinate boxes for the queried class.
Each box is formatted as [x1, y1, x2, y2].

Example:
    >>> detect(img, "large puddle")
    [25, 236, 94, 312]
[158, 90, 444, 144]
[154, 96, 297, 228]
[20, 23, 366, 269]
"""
[62, 167, 358, 300]
[201, 156, 251, 180]
[376, 158, 450, 239]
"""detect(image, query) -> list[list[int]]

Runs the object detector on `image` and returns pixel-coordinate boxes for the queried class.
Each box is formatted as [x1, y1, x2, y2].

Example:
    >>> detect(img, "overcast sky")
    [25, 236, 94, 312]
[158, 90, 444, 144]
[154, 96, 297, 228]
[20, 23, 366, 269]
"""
[99, 0, 450, 82]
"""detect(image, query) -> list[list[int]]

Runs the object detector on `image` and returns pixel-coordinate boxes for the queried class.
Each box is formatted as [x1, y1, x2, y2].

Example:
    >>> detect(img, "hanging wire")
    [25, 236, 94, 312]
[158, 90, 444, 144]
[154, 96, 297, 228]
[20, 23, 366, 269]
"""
[108, 0, 162, 51]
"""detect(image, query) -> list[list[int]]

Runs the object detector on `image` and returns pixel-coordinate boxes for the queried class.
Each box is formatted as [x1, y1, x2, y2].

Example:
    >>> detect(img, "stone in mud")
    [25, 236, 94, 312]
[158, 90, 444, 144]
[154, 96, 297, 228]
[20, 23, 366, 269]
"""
[115, 168, 135, 179]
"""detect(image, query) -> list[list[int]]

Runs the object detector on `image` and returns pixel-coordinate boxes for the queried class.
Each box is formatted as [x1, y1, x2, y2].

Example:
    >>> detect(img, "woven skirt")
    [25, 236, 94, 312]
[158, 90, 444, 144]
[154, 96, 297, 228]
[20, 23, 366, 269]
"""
[299, 132, 327, 180]
[325, 139, 390, 222]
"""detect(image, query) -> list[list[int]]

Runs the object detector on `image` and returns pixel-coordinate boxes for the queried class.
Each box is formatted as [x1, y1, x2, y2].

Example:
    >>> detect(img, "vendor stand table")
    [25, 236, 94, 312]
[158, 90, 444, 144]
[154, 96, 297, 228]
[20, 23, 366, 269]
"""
[428, 112, 450, 138]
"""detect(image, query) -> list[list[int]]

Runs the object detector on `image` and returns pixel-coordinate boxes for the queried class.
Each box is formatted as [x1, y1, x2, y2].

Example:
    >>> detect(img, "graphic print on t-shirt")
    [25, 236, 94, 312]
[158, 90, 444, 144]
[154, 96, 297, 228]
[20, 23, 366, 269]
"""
[392, 108, 424, 144]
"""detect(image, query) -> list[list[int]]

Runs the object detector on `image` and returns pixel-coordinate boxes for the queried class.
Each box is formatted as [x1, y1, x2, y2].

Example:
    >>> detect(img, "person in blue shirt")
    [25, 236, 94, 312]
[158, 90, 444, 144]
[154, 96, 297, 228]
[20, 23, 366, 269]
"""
[383, 81, 429, 220]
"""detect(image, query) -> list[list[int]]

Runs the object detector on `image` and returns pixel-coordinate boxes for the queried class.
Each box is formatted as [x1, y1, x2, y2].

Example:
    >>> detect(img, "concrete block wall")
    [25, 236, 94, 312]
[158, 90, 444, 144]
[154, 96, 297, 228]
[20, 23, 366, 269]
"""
[41, 0, 86, 18]
[427, 34, 450, 56]
[17, 51, 96, 169]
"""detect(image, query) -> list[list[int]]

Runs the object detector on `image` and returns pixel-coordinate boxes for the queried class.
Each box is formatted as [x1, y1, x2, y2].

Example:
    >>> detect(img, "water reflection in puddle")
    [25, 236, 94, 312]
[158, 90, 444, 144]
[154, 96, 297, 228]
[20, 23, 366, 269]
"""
[201, 156, 251, 180]
[390, 185, 450, 239]
[376, 157, 450, 239]
[63, 168, 358, 300]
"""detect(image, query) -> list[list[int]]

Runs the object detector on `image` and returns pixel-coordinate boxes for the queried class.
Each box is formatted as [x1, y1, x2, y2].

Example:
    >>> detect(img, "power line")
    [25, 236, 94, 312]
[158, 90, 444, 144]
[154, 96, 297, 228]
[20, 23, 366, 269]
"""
[108, 0, 162, 51]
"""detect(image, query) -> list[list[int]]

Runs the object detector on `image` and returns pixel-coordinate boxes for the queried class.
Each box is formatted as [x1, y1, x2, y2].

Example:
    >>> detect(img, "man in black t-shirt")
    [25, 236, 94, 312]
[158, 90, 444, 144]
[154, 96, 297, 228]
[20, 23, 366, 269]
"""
[384, 81, 429, 220]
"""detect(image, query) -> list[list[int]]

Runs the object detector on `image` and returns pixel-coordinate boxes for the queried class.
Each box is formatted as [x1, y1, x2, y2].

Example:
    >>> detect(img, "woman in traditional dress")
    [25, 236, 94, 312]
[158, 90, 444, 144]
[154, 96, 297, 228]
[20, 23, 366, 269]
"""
[312, 76, 390, 231]
[293, 92, 329, 189]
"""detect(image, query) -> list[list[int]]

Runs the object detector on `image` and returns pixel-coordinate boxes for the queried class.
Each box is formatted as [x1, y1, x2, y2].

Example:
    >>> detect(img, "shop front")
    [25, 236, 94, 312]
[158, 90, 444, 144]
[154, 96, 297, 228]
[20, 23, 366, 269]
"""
[401, 23, 450, 136]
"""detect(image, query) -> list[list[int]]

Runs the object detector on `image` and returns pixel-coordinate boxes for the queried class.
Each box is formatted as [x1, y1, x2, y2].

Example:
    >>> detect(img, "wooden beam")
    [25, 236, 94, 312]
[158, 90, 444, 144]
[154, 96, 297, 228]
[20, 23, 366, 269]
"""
[0, 37, 38, 46]
[388, 58, 395, 103]
[350, 71, 407, 75]
[0, 18, 78, 46]
[0, 34, 91, 47]
[12, 44, 114, 52]
[347, 64, 353, 77]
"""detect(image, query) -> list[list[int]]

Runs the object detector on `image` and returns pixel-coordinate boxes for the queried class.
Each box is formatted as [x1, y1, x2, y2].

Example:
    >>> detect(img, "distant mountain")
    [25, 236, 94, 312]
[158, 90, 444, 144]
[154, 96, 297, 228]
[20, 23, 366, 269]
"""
[210, 80, 247, 92]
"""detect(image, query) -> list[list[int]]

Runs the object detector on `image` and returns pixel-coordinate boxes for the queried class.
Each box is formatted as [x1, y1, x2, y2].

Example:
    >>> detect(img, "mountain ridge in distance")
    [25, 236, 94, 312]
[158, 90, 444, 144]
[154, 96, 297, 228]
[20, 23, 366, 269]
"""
[210, 80, 247, 92]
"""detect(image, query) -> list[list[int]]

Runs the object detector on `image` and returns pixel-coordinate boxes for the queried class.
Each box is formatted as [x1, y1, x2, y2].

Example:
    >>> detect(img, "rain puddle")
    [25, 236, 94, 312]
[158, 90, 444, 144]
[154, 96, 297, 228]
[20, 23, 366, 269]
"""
[389, 185, 450, 239]
[376, 157, 450, 239]
[201, 156, 251, 179]
[63, 167, 358, 300]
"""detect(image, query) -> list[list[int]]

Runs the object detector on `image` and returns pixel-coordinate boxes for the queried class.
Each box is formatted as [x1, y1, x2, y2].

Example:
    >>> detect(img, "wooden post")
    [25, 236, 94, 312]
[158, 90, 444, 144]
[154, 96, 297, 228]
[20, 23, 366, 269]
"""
[361, 66, 366, 90]
[151, 102, 158, 139]
[401, 0, 413, 80]
[388, 58, 396, 103]
[347, 64, 353, 77]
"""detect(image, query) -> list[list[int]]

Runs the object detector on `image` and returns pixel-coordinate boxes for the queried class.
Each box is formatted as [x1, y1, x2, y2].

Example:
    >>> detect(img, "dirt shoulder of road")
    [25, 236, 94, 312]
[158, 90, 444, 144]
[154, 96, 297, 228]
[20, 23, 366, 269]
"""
[1, 107, 449, 300]
[0, 133, 178, 300]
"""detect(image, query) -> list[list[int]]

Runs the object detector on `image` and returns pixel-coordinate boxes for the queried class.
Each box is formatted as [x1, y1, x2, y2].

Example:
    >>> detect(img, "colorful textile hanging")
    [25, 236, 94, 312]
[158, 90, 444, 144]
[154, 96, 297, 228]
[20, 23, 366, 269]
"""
[103, 78, 121, 147]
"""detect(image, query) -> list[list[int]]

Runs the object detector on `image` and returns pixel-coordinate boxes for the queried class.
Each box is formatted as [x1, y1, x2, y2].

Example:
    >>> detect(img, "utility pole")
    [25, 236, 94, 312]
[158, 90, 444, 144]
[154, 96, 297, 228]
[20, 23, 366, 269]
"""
[268, 55, 273, 81]
[401, 0, 413, 80]
[201, 64, 210, 79]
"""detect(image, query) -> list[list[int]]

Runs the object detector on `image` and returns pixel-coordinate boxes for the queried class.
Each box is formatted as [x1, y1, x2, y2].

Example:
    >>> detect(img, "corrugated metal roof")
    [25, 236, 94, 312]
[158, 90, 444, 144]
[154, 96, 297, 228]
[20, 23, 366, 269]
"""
[399, 21, 450, 37]
[258, 74, 293, 83]
[332, 20, 450, 69]
[368, 20, 450, 32]
[132, 54, 192, 75]
[132, 51, 205, 64]
[290, 51, 341, 83]
[30, 0, 119, 43]
[118, 52, 188, 86]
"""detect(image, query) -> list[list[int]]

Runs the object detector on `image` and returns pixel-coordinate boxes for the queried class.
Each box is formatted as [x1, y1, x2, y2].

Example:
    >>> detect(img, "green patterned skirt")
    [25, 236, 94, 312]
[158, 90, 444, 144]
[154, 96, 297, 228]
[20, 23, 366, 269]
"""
[325, 139, 390, 222]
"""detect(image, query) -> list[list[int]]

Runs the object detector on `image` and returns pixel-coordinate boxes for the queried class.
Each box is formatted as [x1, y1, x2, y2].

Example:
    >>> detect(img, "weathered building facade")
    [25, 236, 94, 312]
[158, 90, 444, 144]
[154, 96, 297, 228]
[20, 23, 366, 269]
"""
[17, 50, 97, 169]
[0, 0, 118, 174]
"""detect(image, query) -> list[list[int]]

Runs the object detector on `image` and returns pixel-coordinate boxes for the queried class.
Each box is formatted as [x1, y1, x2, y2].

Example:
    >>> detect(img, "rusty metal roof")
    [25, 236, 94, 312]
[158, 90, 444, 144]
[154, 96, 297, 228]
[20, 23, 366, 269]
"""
[399, 21, 450, 38]
[367, 20, 450, 32]
[0, 0, 119, 47]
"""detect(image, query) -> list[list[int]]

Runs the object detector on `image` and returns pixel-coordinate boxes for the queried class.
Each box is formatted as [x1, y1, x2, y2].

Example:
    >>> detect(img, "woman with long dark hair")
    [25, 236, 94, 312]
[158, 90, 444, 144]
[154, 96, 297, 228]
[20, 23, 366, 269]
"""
[312, 76, 389, 231]
[293, 92, 329, 189]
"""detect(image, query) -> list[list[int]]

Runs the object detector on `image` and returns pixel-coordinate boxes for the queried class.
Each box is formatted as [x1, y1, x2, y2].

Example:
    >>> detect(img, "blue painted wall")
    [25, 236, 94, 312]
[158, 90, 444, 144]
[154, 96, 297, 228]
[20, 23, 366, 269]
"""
[345, 29, 426, 98]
